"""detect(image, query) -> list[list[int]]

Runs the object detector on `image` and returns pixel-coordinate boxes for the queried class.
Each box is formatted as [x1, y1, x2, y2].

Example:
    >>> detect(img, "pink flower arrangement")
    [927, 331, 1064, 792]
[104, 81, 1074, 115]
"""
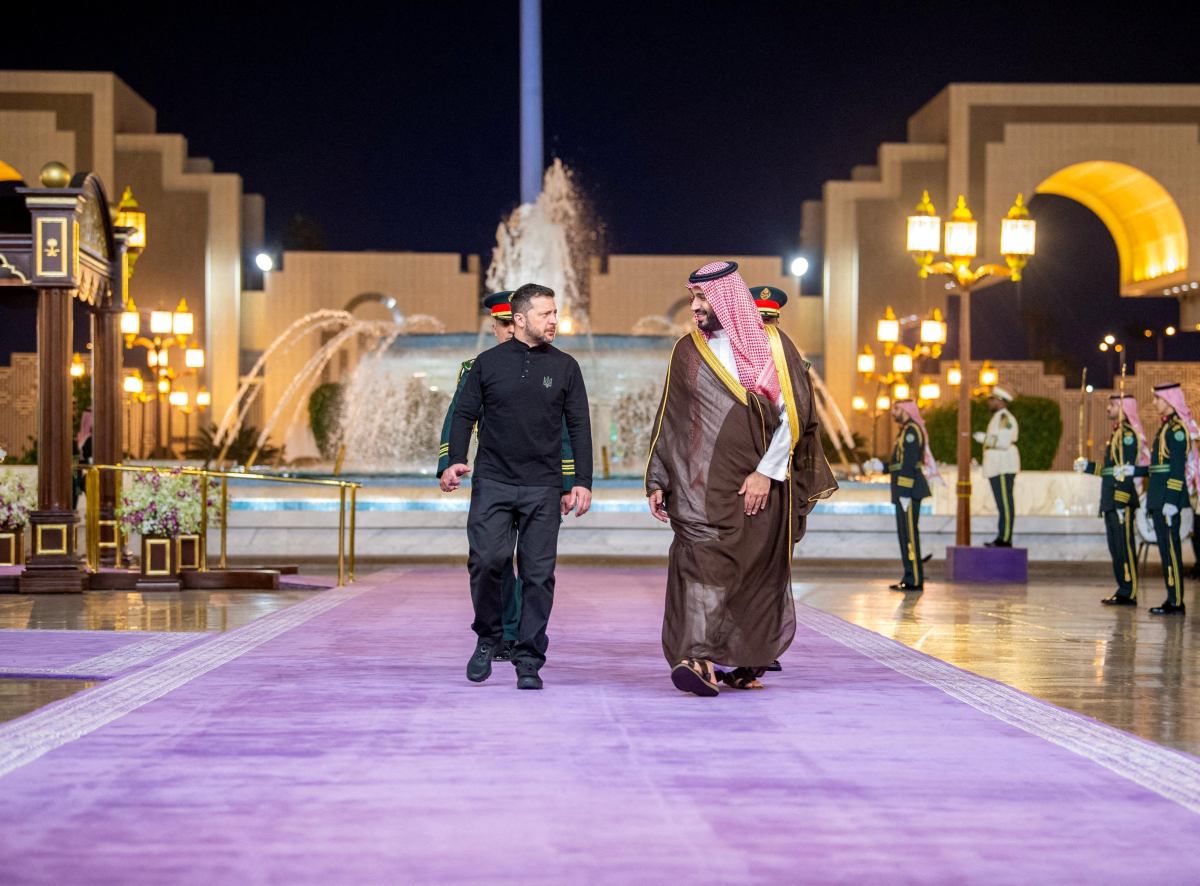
[116, 468, 217, 537]
[0, 470, 36, 531]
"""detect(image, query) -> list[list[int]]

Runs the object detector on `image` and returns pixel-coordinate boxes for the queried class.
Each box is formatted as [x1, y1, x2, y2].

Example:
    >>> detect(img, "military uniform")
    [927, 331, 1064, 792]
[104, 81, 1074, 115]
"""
[1082, 419, 1141, 603]
[977, 388, 1020, 546]
[1132, 405, 1190, 611]
[436, 354, 576, 647]
[888, 415, 931, 589]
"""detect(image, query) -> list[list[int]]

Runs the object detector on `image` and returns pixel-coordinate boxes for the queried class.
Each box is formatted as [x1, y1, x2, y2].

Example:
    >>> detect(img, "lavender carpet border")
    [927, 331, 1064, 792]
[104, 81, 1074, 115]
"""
[0, 581, 378, 779]
[795, 603, 1200, 815]
[0, 633, 200, 679]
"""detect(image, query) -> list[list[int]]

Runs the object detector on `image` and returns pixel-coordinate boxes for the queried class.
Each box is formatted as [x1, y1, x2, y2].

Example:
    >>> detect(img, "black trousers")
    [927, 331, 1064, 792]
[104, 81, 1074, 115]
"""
[1150, 508, 1185, 607]
[894, 501, 923, 587]
[467, 478, 562, 668]
[1103, 508, 1137, 600]
[989, 473, 1016, 543]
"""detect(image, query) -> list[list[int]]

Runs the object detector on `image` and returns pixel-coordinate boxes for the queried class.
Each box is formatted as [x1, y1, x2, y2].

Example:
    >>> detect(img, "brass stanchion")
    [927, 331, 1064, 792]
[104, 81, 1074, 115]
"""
[199, 474, 209, 572]
[348, 484, 357, 583]
[113, 470, 123, 569]
[85, 466, 100, 571]
[219, 476, 229, 569]
[337, 485, 347, 586]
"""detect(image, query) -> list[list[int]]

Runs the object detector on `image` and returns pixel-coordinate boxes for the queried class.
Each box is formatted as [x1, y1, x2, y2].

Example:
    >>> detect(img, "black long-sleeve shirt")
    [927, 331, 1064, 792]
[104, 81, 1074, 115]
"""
[448, 336, 593, 489]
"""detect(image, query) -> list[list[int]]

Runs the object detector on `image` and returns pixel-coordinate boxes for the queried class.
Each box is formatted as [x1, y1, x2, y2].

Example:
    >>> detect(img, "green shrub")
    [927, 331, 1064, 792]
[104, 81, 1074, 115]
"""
[923, 397, 1062, 470]
[308, 383, 343, 459]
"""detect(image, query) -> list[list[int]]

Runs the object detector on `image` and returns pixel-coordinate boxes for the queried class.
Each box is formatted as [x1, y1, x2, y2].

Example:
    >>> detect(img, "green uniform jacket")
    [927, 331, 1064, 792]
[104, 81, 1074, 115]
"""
[1083, 421, 1140, 513]
[437, 358, 576, 492]
[889, 420, 931, 503]
[1133, 415, 1189, 512]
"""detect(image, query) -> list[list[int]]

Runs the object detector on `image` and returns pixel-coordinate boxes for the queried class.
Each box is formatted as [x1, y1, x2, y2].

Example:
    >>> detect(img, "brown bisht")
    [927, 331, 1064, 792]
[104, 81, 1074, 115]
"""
[645, 326, 837, 667]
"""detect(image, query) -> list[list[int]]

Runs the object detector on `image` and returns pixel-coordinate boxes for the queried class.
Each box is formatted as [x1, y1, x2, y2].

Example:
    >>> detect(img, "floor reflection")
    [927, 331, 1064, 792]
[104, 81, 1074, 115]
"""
[0, 678, 96, 725]
[0, 589, 321, 633]
[795, 576, 1200, 756]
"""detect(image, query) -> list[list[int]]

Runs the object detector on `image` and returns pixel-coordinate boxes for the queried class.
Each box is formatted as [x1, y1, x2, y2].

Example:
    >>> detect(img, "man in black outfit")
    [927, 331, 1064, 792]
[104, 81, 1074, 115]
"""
[440, 283, 593, 690]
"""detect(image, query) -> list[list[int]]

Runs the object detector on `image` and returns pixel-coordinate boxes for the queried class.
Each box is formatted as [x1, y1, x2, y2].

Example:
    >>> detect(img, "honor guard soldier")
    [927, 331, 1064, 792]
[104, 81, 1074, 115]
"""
[1118, 383, 1198, 615]
[888, 400, 938, 591]
[1075, 395, 1147, 606]
[750, 286, 788, 327]
[437, 291, 577, 659]
[974, 385, 1020, 547]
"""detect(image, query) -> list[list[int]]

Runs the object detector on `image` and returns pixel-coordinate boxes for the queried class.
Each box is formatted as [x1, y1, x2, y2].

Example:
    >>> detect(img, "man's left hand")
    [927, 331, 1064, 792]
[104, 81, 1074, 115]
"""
[739, 471, 771, 516]
[563, 486, 592, 518]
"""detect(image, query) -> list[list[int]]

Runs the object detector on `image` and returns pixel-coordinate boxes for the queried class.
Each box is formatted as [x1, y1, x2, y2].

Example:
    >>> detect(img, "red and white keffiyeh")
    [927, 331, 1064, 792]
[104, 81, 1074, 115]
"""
[1113, 395, 1150, 465]
[894, 400, 941, 483]
[1153, 385, 1200, 498]
[687, 262, 781, 403]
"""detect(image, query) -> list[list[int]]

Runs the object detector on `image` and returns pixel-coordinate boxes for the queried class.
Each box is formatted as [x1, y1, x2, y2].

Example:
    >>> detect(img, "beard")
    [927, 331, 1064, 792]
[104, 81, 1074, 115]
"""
[694, 310, 722, 333]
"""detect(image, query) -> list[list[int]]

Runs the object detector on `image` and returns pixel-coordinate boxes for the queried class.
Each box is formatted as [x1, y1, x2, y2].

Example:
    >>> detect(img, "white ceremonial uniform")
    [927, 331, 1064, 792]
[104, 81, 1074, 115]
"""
[709, 329, 791, 480]
[982, 407, 1020, 478]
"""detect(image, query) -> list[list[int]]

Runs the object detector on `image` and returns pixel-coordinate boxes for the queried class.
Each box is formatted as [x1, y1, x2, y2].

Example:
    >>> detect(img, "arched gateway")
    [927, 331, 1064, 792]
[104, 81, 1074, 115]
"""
[810, 84, 1200, 411]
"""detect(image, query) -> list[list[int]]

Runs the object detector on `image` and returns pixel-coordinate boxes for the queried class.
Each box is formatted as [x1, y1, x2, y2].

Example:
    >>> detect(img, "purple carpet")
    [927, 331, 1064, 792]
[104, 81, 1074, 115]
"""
[0, 629, 201, 678]
[1, 567, 1198, 885]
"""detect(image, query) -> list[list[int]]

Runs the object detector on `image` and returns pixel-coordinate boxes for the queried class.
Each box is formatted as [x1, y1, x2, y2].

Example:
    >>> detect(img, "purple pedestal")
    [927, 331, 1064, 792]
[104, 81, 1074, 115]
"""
[946, 545, 1028, 582]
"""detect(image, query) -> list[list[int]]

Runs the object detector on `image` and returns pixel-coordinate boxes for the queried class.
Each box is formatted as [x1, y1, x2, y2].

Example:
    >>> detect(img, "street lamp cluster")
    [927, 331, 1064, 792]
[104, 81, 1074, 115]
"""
[112, 187, 209, 458]
[901, 190, 1037, 548]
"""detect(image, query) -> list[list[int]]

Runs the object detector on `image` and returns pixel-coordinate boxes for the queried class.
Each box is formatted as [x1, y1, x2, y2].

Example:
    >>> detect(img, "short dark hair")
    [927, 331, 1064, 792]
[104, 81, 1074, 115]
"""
[511, 283, 555, 316]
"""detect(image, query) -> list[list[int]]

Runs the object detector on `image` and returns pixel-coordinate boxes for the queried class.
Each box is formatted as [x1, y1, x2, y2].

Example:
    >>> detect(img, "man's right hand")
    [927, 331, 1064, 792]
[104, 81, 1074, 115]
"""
[439, 463, 471, 492]
[648, 489, 669, 523]
[1073, 457, 1087, 473]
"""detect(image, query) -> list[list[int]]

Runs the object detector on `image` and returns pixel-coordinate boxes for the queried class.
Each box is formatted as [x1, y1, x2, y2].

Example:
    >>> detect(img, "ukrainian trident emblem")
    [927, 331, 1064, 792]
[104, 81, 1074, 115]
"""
[543, 376, 553, 388]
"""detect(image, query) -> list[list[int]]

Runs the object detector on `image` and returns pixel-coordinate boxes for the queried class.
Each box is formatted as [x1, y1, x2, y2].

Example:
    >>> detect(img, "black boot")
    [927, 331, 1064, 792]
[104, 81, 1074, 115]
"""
[467, 638, 499, 683]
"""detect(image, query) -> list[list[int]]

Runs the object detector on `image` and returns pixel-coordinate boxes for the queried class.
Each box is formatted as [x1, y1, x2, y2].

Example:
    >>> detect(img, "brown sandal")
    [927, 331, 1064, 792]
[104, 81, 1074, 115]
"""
[716, 667, 766, 690]
[671, 658, 720, 697]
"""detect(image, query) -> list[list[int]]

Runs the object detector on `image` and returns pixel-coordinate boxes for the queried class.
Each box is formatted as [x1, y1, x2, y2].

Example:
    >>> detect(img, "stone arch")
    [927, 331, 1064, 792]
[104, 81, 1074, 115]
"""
[1035, 161, 1188, 291]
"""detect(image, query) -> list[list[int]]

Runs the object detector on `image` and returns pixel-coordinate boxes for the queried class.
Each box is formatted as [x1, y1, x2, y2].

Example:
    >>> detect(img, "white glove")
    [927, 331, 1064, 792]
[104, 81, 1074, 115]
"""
[1116, 509, 1125, 524]
[1163, 504, 1179, 525]
[1072, 457, 1087, 473]
[0, 446, 6, 462]
[899, 496, 911, 512]
[972, 432, 985, 444]
[863, 458, 884, 474]
[1113, 464, 1135, 481]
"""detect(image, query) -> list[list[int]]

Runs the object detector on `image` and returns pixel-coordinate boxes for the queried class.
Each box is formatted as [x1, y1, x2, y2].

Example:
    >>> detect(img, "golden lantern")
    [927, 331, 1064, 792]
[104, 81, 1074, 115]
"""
[157, 377, 171, 395]
[906, 191, 940, 277]
[195, 387, 211, 409]
[943, 195, 978, 264]
[150, 310, 172, 335]
[113, 186, 147, 274]
[920, 309, 947, 345]
[947, 363, 962, 386]
[185, 341, 205, 369]
[69, 352, 86, 378]
[120, 297, 141, 339]
[892, 351, 913, 374]
[876, 306, 900, 344]
[168, 390, 189, 408]
[918, 378, 941, 402]
[851, 395, 868, 412]
[123, 372, 144, 395]
[893, 382, 910, 401]
[857, 346, 876, 375]
[876, 395, 891, 411]
[172, 299, 194, 337]
[1000, 193, 1036, 281]
[979, 362, 999, 387]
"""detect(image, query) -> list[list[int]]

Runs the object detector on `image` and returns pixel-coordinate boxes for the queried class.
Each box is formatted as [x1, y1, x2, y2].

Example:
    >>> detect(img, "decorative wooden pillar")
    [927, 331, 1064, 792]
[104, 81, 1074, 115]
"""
[19, 182, 86, 592]
[93, 235, 131, 566]
[20, 285, 83, 591]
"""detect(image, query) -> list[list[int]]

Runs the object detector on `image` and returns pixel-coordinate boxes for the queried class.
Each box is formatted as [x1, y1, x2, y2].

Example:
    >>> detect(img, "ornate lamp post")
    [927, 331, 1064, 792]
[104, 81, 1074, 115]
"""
[906, 191, 1036, 548]
[120, 299, 202, 458]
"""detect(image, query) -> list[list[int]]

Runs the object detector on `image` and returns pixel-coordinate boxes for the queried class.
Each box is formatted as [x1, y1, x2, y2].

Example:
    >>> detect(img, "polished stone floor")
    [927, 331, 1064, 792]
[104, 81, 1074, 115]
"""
[796, 574, 1199, 756]
[0, 589, 319, 724]
[2, 571, 1198, 759]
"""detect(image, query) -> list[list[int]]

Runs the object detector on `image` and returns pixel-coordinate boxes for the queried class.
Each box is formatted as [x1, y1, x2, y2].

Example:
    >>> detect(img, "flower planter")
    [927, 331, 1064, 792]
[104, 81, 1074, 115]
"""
[176, 534, 202, 571]
[136, 534, 182, 592]
[0, 529, 23, 566]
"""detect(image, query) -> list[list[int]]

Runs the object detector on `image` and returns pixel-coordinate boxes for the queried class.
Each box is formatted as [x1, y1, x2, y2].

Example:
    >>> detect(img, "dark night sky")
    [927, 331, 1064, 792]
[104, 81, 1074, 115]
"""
[3, 1, 1199, 380]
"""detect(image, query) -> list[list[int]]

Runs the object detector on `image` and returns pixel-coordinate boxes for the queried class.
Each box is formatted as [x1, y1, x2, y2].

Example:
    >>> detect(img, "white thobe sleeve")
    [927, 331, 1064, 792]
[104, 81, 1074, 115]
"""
[986, 412, 1018, 450]
[755, 408, 792, 480]
[710, 331, 792, 480]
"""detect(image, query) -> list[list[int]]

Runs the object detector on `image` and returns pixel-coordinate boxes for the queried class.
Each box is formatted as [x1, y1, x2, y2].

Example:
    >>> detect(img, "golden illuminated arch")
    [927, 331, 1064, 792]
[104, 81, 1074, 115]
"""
[1035, 161, 1188, 292]
[0, 160, 23, 182]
